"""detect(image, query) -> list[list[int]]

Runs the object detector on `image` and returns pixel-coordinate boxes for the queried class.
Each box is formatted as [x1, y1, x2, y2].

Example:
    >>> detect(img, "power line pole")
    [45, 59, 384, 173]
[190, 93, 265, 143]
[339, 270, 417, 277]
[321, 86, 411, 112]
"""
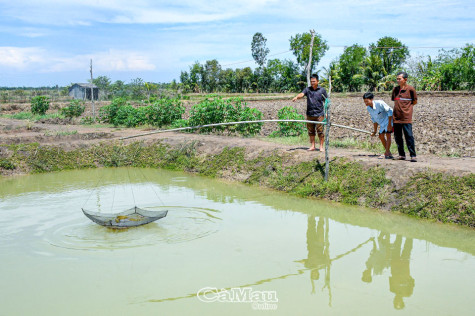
[306, 29, 315, 87]
[90, 59, 95, 121]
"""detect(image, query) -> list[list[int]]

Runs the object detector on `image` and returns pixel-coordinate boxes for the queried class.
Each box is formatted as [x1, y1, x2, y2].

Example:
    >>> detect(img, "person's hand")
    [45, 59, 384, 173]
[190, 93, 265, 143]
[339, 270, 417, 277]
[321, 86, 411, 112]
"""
[388, 124, 393, 132]
[292, 97, 297, 102]
[371, 132, 376, 137]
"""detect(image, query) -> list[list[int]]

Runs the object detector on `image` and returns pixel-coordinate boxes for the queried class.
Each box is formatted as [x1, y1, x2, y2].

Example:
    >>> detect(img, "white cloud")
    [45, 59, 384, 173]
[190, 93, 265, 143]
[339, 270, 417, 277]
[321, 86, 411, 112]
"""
[0, 0, 279, 25]
[0, 47, 156, 72]
[0, 47, 46, 70]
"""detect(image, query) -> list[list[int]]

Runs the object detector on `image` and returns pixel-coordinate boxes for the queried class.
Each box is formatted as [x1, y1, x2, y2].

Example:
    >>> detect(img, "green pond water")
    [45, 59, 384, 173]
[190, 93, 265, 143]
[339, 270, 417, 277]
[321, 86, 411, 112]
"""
[0, 168, 474, 315]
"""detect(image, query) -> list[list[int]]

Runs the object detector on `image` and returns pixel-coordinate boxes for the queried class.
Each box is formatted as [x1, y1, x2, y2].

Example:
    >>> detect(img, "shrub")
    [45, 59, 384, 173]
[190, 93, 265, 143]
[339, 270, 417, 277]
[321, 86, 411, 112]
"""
[114, 104, 139, 127]
[30, 96, 50, 115]
[99, 97, 128, 123]
[236, 107, 263, 136]
[270, 106, 305, 137]
[61, 100, 85, 118]
[148, 98, 185, 127]
[171, 119, 190, 130]
[188, 95, 262, 136]
[99, 97, 184, 128]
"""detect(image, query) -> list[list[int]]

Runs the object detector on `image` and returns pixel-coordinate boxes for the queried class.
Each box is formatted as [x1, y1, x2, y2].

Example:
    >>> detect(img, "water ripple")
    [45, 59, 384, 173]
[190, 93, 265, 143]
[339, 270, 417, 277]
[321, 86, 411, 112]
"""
[43, 206, 221, 251]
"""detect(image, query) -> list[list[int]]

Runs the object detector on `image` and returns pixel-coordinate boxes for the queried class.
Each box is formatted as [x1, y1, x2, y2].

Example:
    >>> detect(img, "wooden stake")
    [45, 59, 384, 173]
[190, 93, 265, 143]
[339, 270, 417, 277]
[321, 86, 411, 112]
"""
[90, 59, 95, 121]
[324, 76, 332, 182]
[306, 29, 315, 87]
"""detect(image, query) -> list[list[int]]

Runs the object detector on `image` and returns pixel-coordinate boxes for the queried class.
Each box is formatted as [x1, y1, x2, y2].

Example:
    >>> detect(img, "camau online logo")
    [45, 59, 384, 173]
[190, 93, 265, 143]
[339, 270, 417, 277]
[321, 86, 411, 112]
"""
[197, 287, 278, 310]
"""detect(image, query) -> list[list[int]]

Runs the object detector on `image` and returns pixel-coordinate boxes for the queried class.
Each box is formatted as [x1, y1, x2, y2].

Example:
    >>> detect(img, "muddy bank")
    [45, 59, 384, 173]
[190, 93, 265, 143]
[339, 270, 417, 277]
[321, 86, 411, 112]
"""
[1, 139, 473, 227]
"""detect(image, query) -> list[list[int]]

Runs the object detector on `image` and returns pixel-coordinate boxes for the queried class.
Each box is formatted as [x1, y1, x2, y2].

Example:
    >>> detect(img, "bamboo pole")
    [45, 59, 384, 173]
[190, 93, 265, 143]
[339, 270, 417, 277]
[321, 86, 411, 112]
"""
[324, 76, 332, 181]
[306, 29, 316, 87]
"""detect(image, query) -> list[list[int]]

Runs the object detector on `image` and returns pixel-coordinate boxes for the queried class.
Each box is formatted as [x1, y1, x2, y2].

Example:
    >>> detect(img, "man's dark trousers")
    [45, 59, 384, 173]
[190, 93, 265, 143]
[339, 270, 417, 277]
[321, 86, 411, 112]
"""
[394, 123, 416, 158]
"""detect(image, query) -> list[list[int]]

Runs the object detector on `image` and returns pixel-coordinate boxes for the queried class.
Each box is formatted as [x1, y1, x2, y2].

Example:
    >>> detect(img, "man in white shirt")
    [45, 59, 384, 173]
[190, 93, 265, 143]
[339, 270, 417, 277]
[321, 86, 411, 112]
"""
[363, 92, 394, 159]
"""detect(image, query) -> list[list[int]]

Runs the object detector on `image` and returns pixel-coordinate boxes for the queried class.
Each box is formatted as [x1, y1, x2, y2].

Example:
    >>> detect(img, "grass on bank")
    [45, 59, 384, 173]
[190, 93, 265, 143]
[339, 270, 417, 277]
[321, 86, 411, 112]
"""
[264, 134, 402, 154]
[1, 111, 64, 121]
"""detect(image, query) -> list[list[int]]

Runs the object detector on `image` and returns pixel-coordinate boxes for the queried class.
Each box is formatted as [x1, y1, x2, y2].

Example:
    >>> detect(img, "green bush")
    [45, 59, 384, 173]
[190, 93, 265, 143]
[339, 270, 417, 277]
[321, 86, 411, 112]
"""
[148, 98, 185, 127]
[61, 100, 85, 118]
[99, 97, 128, 123]
[99, 97, 184, 128]
[30, 96, 50, 115]
[236, 107, 263, 136]
[270, 106, 305, 137]
[171, 119, 189, 128]
[114, 104, 140, 127]
[188, 95, 262, 136]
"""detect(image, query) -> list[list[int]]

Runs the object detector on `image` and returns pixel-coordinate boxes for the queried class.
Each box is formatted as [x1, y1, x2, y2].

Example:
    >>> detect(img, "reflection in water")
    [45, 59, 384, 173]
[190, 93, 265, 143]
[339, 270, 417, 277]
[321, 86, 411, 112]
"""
[362, 233, 415, 309]
[300, 216, 332, 305]
[362, 232, 391, 282]
[390, 236, 415, 309]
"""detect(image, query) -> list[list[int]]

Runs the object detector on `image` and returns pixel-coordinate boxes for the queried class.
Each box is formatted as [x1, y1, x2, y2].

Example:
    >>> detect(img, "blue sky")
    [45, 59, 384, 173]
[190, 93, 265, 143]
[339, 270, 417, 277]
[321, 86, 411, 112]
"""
[1, 0, 474, 87]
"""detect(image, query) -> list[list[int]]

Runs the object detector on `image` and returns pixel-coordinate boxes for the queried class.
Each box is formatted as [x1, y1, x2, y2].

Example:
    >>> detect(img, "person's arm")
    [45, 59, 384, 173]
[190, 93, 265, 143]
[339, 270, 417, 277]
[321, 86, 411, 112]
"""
[380, 101, 393, 131]
[292, 93, 305, 102]
[411, 89, 418, 105]
[372, 123, 378, 136]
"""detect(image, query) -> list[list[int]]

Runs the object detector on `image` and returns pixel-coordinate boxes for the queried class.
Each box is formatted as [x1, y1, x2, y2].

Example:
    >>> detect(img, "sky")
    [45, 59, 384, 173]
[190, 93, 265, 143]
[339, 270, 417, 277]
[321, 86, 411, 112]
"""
[0, 0, 474, 87]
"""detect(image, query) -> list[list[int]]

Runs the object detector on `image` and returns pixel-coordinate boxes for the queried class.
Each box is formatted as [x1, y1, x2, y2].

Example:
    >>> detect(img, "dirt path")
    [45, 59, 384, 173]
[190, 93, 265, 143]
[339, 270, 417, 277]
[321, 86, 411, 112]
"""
[1, 118, 473, 185]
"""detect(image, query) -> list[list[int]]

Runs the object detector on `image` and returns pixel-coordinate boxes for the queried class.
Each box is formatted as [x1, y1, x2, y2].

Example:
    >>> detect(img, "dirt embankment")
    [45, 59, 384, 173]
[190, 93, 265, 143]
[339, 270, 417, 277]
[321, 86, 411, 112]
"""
[1, 92, 474, 178]
[2, 92, 474, 156]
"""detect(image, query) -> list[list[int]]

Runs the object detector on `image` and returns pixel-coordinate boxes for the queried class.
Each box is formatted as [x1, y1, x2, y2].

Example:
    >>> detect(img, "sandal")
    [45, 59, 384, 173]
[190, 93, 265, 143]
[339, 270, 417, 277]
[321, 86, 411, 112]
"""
[397, 156, 406, 160]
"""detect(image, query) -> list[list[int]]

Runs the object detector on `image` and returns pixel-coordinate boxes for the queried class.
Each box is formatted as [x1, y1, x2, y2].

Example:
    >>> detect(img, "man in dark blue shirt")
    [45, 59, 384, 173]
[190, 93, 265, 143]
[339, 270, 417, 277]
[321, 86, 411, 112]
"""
[292, 74, 328, 151]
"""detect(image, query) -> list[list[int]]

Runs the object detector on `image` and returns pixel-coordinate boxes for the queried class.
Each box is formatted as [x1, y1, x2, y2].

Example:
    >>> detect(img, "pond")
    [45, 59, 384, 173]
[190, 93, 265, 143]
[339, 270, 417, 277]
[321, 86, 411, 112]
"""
[0, 168, 474, 315]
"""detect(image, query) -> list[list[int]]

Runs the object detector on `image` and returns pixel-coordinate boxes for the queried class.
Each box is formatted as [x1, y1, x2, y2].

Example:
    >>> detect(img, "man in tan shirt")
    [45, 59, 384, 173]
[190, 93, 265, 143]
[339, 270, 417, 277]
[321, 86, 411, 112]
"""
[392, 72, 418, 162]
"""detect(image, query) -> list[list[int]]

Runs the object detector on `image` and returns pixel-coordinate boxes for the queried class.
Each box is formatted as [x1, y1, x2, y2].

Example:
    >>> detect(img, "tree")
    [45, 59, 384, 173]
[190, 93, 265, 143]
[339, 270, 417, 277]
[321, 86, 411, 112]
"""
[251, 32, 270, 68]
[267, 59, 303, 92]
[92, 76, 111, 91]
[289, 32, 329, 73]
[338, 44, 367, 92]
[235, 67, 254, 92]
[369, 36, 409, 75]
[189, 61, 204, 93]
[203, 59, 222, 92]
[459, 44, 475, 90]
[435, 44, 475, 91]
[129, 78, 145, 100]
[179, 71, 191, 93]
[363, 54, 386, 91]
[321, 60, 343, 92]
[219, 68, 237, 92]
[110, 80, 127, 98]
[144, 82, 158, 101]
[92, 76, 111, 100]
